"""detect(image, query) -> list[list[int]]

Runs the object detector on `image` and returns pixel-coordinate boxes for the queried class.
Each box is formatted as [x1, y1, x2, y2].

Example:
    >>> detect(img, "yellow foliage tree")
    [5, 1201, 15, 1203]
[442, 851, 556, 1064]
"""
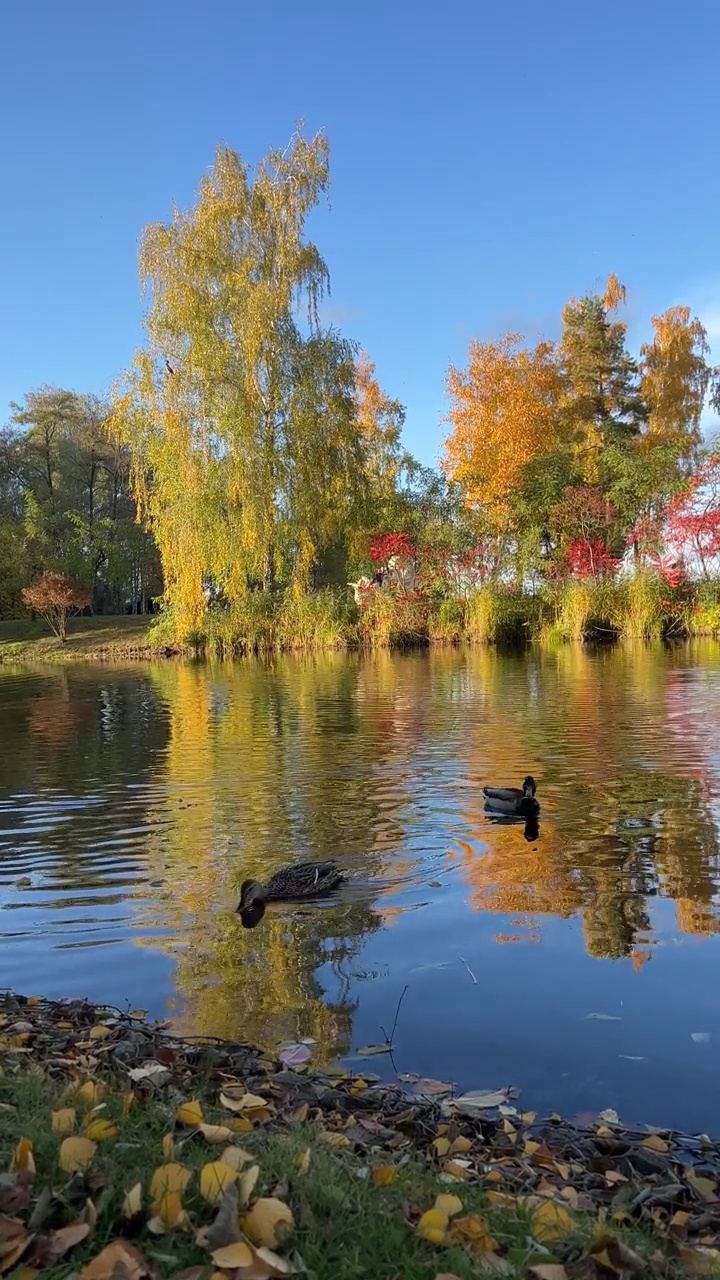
[442, 335, 565, 523]
[111, 127, 366, 633]
[639, 305, 713, 460]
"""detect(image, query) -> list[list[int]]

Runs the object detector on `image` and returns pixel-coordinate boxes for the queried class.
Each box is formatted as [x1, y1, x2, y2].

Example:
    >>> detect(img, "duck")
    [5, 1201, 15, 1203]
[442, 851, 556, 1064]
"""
[483, 775, 540, 817]
[237, 860, 345, 912]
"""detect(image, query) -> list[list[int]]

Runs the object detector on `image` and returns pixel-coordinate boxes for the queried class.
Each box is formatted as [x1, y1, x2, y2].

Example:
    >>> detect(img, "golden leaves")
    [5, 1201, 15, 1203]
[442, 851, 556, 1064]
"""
[241, 1199, 294, 1249]
[58, 1137, 96, 1173]
[443, 334, 565, 522]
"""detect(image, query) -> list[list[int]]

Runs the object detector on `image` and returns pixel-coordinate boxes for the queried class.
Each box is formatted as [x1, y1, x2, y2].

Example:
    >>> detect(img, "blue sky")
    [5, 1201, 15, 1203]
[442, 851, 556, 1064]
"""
[1, 0, 719, 465]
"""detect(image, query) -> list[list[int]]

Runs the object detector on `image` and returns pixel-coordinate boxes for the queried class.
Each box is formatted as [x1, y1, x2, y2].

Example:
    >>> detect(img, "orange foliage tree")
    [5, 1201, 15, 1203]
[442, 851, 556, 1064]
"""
[21, 572, 91, 642]
[442, 335, 565, 526]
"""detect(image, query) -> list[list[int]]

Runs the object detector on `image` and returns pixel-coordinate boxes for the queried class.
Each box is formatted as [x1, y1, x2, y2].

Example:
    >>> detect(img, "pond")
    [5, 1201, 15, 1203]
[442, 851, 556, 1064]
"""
[1, 644, 720, 1133]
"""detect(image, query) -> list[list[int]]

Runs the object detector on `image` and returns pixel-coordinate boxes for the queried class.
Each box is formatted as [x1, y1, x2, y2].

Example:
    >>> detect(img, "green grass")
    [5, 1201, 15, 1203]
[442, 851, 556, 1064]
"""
[0, 615, 166, 664]
[0, 1068, 686, 1280]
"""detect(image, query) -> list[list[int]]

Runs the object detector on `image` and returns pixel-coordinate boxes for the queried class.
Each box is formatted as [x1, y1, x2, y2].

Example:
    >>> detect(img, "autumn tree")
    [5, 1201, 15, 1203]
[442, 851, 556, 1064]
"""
[21, 572, 91, 642]
[113, 127, 367, 631]
[640, 306, 715, 462]
[442, 334, 566, 526]
[560, 274, 645, 484]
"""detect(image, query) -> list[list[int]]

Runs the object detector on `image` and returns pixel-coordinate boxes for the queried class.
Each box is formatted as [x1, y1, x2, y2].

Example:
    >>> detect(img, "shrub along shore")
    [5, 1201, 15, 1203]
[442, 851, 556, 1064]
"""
[1, 574, 720, 665]
[1, 989, 720, 1279]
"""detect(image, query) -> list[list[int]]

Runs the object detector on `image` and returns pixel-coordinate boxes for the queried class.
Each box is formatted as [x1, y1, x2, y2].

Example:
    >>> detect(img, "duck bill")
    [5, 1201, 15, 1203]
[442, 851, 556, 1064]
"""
[239, 901, 266, 929]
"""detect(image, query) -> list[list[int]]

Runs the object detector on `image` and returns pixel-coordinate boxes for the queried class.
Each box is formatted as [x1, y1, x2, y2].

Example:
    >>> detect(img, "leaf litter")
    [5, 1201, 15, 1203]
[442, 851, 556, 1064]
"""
[1, 990, 720, 1278]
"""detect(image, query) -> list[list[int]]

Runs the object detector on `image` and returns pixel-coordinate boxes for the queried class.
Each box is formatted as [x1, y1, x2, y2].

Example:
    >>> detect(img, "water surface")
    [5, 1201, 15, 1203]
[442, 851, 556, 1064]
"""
[2, 645, 720, 1132]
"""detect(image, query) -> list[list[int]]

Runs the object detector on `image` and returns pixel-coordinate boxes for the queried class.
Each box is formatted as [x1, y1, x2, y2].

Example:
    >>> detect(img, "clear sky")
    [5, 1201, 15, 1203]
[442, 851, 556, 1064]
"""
[1, 0, 719, 465]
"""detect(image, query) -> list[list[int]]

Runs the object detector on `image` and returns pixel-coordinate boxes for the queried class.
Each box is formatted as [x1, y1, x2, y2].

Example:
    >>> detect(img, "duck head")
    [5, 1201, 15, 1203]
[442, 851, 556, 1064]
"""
[522, 775, 537, 797]
[238, 878, 263, 911]
[239, 900, 266, 929]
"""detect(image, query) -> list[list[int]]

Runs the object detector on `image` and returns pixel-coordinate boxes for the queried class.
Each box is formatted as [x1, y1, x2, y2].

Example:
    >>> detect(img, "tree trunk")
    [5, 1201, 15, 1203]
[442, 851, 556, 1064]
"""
[263, 544, 275, 591]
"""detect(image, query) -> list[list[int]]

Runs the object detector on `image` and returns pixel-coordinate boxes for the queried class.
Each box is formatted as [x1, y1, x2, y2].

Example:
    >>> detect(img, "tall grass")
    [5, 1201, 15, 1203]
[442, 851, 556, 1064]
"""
[145, 574, 720, 657]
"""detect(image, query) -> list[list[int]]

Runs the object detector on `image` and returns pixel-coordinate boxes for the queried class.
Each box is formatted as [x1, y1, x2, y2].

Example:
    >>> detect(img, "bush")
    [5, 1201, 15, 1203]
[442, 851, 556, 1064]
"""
[20, 573, 91, 642]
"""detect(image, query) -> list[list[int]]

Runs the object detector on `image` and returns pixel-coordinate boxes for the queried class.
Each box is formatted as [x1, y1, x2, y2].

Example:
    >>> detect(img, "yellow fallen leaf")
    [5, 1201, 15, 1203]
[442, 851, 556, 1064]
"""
[51, 1108, 76, 1135]
[211, 1243, 254, 1269]
[58, 1137, 96, 1173]
[149, 1162, 192, 1205]
[678, 1245, 720, 1274]
[242, 1198, 295, 1249]
[122, 1182, 143, 1218]
[89, 1025, 111, 1041]
[200, 1161, 238, 1206]
[76, 1081, 105, 1107]
[162, 1134, 174, 1158]
[528, 1267, 570, 1280]
[220, 1091, 267, 1113]
[434, 1194, 464, 1218]
[128, 1009, 147, 1020]
[372, 1166, 398, 1187]
[450, 1136, 472, 1155]
[176, 1099, 204, 1126]
[238, 1164, 260, 1208]
[10, 1137, 36, 1181]
[532, 1201, 574, 1243]
[433, 1137, 451, 1157]
[418, 1208, 449, 1245]
[84, 1118, 119, 1141]
[48, 1222, 91, 1259]
[78, 1241, 151, 1280]
[220, 1145, 254, 1170]
[227, 1116, 253, 1134]
[642, 1134, 668, 1154]
[199, 1124, 235, 1144]
[254, 1246, 295, 1277]
[448, 1214, 498, 1254]
[295, 1147, 312, 1175]
[322, 1132, 351, 1149]
[148, 1190, 187, 1233]
[443, 1160, 470, 1180]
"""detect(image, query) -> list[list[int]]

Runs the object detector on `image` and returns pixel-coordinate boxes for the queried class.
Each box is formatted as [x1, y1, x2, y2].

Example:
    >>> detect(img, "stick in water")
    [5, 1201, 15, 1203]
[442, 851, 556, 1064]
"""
[458, 953, 477, 984]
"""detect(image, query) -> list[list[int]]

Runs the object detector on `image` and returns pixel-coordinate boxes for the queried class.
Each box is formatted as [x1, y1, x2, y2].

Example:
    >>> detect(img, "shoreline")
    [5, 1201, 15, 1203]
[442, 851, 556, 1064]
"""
[1, 989, 719, 1277]
[2, 612, 720, 669]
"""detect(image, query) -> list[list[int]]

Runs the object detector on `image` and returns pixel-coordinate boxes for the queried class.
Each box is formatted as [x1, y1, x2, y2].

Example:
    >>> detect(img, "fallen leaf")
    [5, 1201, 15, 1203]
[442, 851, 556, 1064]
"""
[678, 1245, 720, 1274]
[278, 1044, 312, 1068]
[176, 1100, 204, 1126]
[590, 1236, 646, 1275]
[450, 1136, 472, 1155]
[220, 1146, 253, 1171]
[372, 1166, 398, 1187]
[448, 1214, 498, 1254]
[199, 1125, 234, 1145]
[128, 1063, 170, 1083]
[150, 1164, 192, 1206]
[433, 1137, 451, 1157]
[46, 1222, 90, 1259]
[0, 1234, 35, 1275]
[295, 1148, 311, 1175]
[434, 1194, 463, 1218]
[89, 1025, 112, 1041]
[418, 1208, 448, 1245]
[210, 1243, 254, 1269]
[122, 1183, 143, 1219]
[205, 1182, 243, 1252]
[449, 1089, 511, 1113]
[78, 1241, 153, 1280]
[162, 1135, 175, 1159]
[148, 1191, 187, 1234]
[200, 1163, 238, 1207]
[238, 1165, 260, 1209]
[242, 1198, 294, 1249]
[355, 1044, 392, 1056]
[84, 1118, 119, 1141]
[219, 1092, 267, 1113]
[58, 1137, 96, 1173]
[75, 1081, 105, 1107]
[641, 1134, 668, 1153]
[531, 1201, 574, 1242]
[51, 1109, 76, 1135]
[9, 1139, 35, 1183]
[528, 1268, 569, 1280]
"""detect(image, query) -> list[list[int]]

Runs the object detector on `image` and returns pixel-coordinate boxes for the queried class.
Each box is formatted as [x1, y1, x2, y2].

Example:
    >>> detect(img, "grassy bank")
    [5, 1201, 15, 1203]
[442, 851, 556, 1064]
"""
[0, 615, 172, 665]
[1, 992, 717, 1279]
[2, 575, 720, 666]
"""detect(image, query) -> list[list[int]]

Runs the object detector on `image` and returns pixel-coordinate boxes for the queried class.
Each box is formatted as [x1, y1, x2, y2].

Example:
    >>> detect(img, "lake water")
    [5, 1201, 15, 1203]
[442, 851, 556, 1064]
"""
[2, 645, 720, 1133]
